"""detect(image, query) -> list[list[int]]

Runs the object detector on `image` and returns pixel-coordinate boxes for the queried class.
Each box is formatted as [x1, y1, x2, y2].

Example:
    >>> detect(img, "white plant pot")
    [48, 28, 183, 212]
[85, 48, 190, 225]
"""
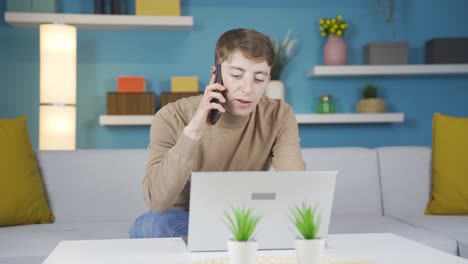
[265, 80, 285, 100]
[295, 238, 325, 264]
[227, 240, 258, 264]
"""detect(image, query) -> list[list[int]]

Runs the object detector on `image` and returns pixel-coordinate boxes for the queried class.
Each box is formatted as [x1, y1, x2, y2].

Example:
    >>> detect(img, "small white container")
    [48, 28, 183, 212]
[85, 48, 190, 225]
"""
[227, 240, 258, 264]
[295, 238, 325, 264]
[265, 80, 285, 101]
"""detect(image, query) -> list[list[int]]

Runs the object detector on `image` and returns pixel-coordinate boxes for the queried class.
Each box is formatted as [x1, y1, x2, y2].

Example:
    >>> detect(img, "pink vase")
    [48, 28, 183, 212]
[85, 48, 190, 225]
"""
[323, 35, 348, 65]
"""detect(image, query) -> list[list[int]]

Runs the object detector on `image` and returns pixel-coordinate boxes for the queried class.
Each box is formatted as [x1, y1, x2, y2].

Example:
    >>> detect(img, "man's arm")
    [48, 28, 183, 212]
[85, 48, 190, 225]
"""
[271, 106, 305, 171]
[143, 71, 226, 212]
[143, 112, 200, 212]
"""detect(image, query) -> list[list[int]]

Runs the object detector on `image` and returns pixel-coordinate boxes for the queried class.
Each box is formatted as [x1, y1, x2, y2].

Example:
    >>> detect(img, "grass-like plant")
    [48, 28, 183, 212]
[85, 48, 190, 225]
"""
[270, 30, 298, 81]
[363, 83, 378, 98]
[224, 206, 261, 242]
[290, 202, 321, 240]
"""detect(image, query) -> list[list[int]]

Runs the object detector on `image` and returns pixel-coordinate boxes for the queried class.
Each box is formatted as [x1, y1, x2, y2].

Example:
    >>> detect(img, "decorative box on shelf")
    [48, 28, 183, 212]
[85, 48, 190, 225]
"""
[117, 76, 146, 93]
[160, 92, 202, 108]
[171, 76, 199, 92]
[425, 38, 468, 64]
[135, 0, 180, 16]
[364, 42, 408, 65]
[6, 0, 57, 13]
[106, 92, 155, 115]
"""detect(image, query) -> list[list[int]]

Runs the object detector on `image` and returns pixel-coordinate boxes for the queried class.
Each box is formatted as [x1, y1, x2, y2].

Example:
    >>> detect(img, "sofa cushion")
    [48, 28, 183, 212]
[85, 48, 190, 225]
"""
[0, 221, 133, 264]
[301, 148, 382, 216]
[426, 113, 468, 215]
[0, 116, 55, 227]
[377, 147, 432, 218]
[391, 215, 468, 258]
[460, 242, 468, 259]
[329, 215, 458, 256]
[36, 150, 148, 223]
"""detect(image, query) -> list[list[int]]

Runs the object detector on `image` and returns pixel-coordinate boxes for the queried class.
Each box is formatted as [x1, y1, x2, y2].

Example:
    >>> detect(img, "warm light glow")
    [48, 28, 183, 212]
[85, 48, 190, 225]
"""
[40, 24, 77, 104]
[39, 24, 77, 150]
[39, 105, 76, 150]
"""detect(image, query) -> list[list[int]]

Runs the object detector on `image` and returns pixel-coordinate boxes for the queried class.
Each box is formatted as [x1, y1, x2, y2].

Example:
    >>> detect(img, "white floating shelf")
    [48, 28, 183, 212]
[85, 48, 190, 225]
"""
[99, 115, 154, 126]
[4, 12, 193, 30]
[308, 64, 468, 77]
[295, 113, 404, 124]
[99, 113, 404, 126]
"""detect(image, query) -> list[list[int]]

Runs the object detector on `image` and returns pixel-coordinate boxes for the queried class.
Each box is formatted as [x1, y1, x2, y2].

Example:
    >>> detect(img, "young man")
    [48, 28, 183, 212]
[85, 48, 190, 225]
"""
[129, 28, 305, 238]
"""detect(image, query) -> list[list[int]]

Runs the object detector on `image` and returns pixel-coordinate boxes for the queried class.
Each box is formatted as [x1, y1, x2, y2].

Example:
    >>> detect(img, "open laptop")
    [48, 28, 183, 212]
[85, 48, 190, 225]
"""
[186, 171, 337, 252]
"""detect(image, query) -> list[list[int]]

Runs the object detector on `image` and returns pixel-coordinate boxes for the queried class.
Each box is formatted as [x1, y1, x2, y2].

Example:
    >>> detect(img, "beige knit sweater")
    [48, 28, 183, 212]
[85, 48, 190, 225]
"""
[143, 95, 305, 211]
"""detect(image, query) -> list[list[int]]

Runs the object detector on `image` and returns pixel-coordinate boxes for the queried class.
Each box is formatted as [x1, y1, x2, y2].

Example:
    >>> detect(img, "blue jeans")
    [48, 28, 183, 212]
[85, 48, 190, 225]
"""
[129, 209, 189, 238]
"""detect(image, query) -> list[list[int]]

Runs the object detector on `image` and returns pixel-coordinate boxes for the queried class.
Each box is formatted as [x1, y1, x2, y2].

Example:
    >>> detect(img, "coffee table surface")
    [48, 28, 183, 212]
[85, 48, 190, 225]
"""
[43, 233, 468, 264]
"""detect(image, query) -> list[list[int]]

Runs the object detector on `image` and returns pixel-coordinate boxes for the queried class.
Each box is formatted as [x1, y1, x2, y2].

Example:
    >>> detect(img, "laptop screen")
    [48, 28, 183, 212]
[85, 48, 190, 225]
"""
[187, 171, 337, 252]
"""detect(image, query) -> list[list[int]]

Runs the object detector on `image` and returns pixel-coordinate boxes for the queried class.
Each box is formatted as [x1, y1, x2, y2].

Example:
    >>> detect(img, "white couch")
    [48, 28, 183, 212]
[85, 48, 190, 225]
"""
[0, 147, 466, 263]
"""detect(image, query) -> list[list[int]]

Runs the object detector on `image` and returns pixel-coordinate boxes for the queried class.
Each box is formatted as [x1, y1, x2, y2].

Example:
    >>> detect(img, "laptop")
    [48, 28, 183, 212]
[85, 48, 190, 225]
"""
[186, 171, 337, 252]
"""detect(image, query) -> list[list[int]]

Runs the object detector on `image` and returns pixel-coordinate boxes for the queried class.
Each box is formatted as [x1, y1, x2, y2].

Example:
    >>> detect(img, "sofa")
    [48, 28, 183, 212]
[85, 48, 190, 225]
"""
[0, 147, 466, 263]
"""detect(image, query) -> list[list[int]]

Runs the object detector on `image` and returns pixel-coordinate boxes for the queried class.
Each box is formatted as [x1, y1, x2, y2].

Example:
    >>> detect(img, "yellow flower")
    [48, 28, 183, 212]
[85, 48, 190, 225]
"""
[319, 16, 348, 37]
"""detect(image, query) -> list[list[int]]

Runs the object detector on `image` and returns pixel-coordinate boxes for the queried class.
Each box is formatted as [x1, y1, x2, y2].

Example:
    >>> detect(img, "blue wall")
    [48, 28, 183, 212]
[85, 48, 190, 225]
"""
[1, 0, 467, 149]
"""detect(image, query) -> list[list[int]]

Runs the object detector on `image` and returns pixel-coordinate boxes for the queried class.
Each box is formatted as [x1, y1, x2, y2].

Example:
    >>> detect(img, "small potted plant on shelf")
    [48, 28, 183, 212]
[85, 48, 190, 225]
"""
[266, 30, 298, 101]
[224, 206, 261, 264]
[290, 202, 324, 264]
[356, 83, 387, 113]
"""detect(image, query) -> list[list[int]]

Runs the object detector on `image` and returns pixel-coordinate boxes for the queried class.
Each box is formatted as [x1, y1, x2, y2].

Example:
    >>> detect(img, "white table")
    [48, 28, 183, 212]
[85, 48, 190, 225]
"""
[43, 233, 468, 264]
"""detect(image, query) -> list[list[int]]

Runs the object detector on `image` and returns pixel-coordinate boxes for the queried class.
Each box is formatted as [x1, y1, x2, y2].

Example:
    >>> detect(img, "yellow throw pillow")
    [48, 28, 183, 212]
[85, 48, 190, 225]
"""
[0, 116, 55, 226]
[425, 113, 468, 215]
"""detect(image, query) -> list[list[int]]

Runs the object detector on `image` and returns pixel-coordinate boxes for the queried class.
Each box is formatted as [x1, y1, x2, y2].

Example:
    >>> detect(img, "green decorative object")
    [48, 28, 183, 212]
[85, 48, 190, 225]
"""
[317, 94, 336, 114]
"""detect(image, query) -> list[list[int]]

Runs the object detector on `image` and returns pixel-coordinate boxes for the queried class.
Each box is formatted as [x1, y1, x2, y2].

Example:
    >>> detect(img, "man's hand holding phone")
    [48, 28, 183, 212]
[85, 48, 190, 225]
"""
[183, 68, 226, 141]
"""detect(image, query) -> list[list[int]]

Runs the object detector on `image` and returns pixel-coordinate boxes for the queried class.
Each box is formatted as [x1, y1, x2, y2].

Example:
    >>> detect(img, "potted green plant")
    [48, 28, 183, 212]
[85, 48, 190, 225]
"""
[266, 30, 298, 101]
[356, 83, 387, 113]
[224, 206, 261, 264]
[290, 202, 324, 264]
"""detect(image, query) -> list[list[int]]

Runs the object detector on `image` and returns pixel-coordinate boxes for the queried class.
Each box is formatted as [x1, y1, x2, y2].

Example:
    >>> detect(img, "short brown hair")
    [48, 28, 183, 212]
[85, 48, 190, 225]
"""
[215, 28, 274, 67]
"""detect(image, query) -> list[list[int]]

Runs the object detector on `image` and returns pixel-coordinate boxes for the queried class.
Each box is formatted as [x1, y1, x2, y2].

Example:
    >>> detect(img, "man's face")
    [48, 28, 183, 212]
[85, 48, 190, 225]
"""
[220, 52, 271, 117]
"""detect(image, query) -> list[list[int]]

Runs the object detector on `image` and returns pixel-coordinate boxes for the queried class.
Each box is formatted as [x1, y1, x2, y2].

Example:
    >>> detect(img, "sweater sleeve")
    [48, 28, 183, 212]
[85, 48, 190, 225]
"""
[271, 106, 305, 171]
[142, 109, 199, 212]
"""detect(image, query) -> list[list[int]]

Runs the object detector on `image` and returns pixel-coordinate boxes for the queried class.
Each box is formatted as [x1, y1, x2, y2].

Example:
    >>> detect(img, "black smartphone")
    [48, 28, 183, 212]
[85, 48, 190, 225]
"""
[209, 65, 223, 125]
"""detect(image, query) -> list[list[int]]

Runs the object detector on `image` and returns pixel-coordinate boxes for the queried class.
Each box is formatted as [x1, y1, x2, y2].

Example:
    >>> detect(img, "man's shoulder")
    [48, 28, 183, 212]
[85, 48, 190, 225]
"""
[157, 95, 202, 119]
[156, 95, 202, 123]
